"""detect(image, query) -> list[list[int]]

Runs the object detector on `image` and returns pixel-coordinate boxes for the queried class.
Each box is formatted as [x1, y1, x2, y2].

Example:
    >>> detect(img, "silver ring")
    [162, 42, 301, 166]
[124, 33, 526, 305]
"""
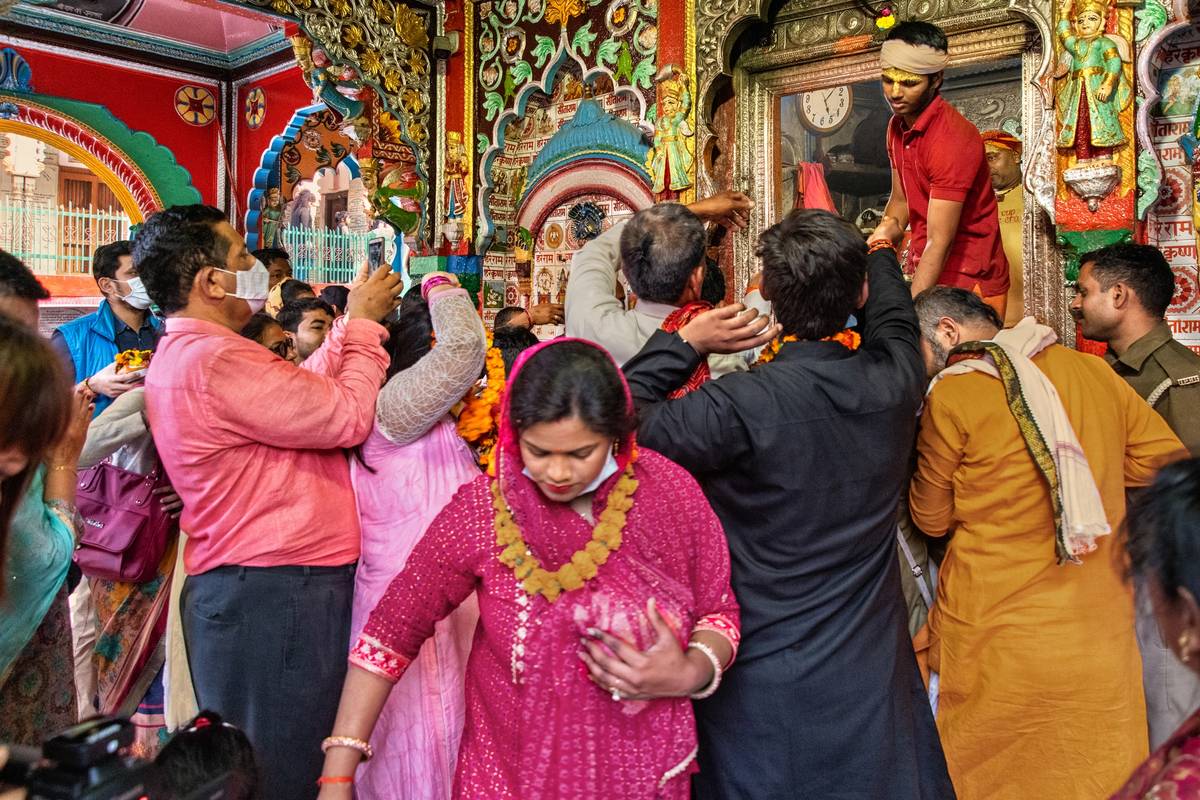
[610, 687, 621, 701]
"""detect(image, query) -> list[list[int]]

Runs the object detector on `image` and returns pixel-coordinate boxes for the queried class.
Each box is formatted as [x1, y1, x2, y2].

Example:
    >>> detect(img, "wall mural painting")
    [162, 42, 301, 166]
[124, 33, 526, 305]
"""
[236, 0, 435, 245]
[481, 191, 635, 332]
[474, 0, 661, 246]
[1146, 21, 1200, 354]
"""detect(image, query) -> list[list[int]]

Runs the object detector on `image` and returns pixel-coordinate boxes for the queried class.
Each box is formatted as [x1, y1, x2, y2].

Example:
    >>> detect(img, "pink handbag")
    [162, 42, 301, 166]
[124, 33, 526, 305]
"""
[74, 458, 173, 584]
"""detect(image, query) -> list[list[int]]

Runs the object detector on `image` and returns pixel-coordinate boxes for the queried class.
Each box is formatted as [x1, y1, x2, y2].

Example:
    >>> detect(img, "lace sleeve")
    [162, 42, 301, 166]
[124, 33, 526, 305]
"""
[376, 289, 487, 445]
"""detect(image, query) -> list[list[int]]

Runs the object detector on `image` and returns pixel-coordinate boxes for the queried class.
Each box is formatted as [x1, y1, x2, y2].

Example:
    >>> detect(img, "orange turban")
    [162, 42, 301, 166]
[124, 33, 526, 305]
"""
[981, 130, 1022, 153]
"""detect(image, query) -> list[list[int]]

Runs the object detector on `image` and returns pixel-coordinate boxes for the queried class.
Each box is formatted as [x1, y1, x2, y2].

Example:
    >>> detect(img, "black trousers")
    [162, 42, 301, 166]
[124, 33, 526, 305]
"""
[181, 563, 356, 800]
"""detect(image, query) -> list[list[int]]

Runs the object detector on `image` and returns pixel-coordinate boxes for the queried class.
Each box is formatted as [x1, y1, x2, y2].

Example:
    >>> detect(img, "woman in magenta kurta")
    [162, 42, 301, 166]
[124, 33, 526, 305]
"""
[317, 339, 740, 799]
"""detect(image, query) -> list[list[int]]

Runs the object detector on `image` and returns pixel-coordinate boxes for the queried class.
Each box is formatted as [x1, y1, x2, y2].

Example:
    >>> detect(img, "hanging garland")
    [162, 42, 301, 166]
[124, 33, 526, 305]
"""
[457, 334, 505, 473]
[853, 0, 897, 30]
[755, 329, 862, 366]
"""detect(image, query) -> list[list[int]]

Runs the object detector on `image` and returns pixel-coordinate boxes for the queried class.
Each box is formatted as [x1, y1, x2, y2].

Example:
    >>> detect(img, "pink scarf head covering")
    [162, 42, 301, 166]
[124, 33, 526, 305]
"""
[494, 337, 638, 486]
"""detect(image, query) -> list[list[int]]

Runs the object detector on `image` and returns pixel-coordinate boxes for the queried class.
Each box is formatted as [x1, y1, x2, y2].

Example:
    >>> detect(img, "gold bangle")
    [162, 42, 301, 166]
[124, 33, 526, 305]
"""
[321, 736, 373, 761]
[47, 464, 77, 473]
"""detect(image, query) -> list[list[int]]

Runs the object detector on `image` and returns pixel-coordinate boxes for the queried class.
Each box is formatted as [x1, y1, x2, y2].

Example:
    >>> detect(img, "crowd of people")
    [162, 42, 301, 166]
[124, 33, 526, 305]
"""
[1, 18, 1199, 800]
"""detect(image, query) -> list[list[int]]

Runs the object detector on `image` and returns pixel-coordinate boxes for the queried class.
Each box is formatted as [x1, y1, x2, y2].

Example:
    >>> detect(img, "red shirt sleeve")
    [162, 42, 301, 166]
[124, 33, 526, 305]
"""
[925, 119, 982, 204]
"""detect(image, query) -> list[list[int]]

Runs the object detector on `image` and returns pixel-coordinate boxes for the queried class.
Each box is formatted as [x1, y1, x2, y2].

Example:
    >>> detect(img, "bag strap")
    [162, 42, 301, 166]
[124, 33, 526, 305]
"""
[897, 525, 935, 610]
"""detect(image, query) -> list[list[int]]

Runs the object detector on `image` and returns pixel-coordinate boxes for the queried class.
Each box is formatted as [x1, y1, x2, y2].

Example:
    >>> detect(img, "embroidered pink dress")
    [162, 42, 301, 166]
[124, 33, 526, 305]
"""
[1111, 705, 1200, 799]
[351, 339, 740, 799]
[349, 289, 486, 800]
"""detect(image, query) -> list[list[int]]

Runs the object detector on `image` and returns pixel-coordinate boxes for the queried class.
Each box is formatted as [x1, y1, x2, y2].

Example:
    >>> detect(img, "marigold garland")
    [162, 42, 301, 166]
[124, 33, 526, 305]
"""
[457, 335, 505, 471]
[754, 329, 862, 365]
[491, 450, 639, 602]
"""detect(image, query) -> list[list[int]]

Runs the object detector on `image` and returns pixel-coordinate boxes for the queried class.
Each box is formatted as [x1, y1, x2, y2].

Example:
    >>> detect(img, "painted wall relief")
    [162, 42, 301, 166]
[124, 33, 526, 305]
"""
[1054, 0, 1136, 229]
[1146, 21, 1200, 354]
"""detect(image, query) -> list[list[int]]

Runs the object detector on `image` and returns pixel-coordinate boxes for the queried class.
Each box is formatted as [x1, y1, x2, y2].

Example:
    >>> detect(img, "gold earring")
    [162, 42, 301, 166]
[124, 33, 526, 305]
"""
[1179, 632, 1194, 663]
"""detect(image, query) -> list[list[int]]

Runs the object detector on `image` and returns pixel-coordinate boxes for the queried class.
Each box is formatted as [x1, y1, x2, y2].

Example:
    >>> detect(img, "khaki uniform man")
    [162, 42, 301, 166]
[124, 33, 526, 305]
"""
[1073, 242, 1200, 748]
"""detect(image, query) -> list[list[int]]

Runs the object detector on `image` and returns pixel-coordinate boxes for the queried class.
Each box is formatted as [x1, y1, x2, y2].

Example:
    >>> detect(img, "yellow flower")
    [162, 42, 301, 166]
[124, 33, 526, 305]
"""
[557, 565, 584, 592]
[360, 50, 383, 76]
[514, 560, 535, 580]
[342, 24, 363, 48]
[545, 0, 584, 26]
[372, 0, 393, 21]
[585, 540, 610, 563]
[394, 4, 430, 49]
[408, 51, 428, 77]
[383, 69, 403, 94]
[572, 551, 599, 579]
[329, 0, 351, 16]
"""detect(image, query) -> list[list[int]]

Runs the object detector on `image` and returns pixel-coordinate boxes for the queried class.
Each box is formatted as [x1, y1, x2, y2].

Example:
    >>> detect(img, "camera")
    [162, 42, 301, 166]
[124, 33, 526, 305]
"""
[2, 717, 154, 799]
[2, 715, 244, 800]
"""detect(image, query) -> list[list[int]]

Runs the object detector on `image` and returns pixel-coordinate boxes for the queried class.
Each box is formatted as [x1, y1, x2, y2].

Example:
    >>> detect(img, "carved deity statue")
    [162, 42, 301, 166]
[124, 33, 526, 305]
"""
[645, 65, 695, 200]
[259, 187, 285, 248]
[444, 131, 468, 220]
[1055, 0, 1132, 161]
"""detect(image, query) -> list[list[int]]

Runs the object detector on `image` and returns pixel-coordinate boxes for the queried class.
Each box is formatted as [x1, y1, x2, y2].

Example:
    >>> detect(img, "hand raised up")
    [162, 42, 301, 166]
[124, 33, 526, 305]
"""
[346, 267, 405, 323]
[687, 191, 755, 230]
[677, 303, 781, 357]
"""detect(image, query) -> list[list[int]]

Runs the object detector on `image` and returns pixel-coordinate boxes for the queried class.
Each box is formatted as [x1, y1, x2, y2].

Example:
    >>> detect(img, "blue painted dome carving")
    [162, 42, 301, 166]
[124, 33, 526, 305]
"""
[523, 99, 650, 198]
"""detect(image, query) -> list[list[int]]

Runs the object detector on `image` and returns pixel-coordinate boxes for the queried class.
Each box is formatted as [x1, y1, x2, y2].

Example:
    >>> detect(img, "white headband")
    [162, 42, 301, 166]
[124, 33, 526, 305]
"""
[879, 40, 949, 75]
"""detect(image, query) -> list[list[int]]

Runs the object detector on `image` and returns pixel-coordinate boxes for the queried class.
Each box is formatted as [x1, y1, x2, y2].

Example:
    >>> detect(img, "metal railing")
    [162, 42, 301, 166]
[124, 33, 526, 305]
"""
[0, 202, 132, 275]
[279, 227, 372, 285]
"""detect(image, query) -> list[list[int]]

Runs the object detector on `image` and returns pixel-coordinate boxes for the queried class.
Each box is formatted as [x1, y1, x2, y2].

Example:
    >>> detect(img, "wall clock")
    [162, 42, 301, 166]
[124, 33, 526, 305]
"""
[800, 86, 853, 135]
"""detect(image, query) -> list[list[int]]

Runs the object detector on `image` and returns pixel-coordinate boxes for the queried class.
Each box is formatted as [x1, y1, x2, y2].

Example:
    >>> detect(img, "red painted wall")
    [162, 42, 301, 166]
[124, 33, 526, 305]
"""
[16, 45, 220, 204]
[234, 63, 313, 227]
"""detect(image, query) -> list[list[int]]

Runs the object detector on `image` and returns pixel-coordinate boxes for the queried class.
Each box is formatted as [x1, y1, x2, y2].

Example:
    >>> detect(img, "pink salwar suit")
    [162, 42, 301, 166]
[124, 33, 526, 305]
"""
[348, 288, 486, 799]
[351, 338, 741, 799]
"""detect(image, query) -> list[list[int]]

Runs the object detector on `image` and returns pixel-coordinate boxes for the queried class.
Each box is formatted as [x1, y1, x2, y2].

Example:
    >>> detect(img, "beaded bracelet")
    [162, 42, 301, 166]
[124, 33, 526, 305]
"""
[321, 736, 374, 761]
[868, 240, 897, 255]
[687, 640, 724, 700]
[420, 275, 453, 301]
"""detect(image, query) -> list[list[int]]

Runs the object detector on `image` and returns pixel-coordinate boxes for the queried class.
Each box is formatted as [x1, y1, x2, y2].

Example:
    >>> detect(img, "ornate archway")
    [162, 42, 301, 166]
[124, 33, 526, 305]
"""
[0, 95, 202, 221]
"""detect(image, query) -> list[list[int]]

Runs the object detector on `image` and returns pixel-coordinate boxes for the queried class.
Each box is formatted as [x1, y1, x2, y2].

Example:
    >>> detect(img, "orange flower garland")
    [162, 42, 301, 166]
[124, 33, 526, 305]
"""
[491, 449, 639, 602]
[457, 336, 505, 472]
[754, 329, 862, 365]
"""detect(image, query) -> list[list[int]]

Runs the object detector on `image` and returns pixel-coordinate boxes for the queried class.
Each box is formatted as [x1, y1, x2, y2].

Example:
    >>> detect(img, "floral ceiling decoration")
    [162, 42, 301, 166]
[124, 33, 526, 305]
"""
[234, 0, 435, 240]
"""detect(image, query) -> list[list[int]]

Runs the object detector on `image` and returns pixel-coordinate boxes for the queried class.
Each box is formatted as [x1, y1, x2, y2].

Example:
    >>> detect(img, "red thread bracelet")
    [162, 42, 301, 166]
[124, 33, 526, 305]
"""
[316, 776, 354, 785]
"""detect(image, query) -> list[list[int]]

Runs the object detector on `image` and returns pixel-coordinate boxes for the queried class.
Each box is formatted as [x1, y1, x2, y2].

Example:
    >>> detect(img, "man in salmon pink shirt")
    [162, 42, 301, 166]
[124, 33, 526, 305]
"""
[869, 21, 1010, 320]
[135, 205, 402, 799]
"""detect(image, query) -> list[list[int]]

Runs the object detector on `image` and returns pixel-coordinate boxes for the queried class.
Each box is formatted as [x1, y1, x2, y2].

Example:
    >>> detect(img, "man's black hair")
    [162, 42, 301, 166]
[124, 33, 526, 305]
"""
[252, 247, 291, 265]
[0, 250, 50, 300]
[132, 206, 228, 314]
[92, 240, 133, 282]
[885, 20, 949, 52]
[277, 297, 334, 333]
[1079, 243, 1176, 318]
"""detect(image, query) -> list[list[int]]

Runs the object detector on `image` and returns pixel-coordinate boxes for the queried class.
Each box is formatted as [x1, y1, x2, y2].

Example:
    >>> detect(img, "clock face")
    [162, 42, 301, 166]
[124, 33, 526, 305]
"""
[800, 86, 853, 134]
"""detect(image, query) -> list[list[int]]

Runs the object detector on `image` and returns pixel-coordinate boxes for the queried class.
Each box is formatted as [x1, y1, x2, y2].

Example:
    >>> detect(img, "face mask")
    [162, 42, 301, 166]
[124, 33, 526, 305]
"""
[522, 448, 620, 496]
[120, 277, 153, 310]
[214, 259, 270, 314]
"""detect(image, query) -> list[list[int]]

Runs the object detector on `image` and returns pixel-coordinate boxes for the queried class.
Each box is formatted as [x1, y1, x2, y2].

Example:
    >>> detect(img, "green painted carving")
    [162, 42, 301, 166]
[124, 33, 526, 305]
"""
[633, 57, 655, 89]
[1056, 229, 1132, 284]
[484, 91, 505, 121]
[1135, 0, 1169, 43]
[532, 35, 558, 68]
[571, 20, 598, 57]
[615, 41, 635, 84]
[597, 37, 621, 68]
[4, 91, 201, 207]
[477, 133, 490, 155]
[1137, 149, 1162, 221]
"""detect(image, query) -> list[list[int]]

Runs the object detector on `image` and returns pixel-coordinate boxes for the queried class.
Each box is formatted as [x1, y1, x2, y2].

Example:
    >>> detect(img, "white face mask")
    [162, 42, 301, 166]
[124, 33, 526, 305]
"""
[214, 259, 270, 314]
[120, 277, 153, 310]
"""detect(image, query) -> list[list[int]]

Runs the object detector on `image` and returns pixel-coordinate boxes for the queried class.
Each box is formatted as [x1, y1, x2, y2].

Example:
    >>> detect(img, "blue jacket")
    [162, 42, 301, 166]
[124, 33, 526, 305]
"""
[51, 300, 163, 416]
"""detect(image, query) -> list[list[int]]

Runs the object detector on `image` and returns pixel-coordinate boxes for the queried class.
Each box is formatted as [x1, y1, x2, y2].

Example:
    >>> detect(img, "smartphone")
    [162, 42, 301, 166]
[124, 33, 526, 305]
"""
[368, 238, 385, 270]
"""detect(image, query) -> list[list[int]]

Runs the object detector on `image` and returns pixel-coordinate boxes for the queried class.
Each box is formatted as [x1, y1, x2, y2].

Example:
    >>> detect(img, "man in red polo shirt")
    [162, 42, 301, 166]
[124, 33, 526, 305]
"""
[869, 21, 1010, 318]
